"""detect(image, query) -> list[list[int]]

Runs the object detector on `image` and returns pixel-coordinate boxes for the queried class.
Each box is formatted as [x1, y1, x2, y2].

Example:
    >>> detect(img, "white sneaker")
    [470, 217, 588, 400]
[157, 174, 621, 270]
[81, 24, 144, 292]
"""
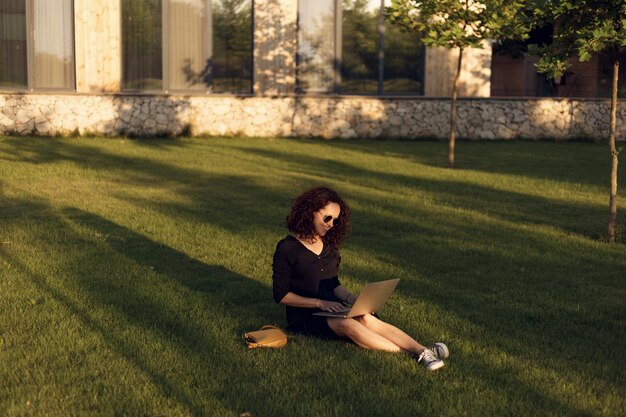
[416, 349, 444, 372]
[430, 342, 449, 360]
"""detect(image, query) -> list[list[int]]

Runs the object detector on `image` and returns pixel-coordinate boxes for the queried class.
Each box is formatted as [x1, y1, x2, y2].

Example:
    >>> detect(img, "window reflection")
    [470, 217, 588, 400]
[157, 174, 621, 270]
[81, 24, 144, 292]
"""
[341, 0, 380, 94]
[168, 0, 210, 91]
[0, 0, 27, 88]
[298, 0, 336, 93]
[32, 0, 74, 89]
[298, 0, 425, 95]
[212, 0, 252, 93]
[126, 0, 252, 93]
[383, 16, 423, 94]
[122, 0, 163, 90]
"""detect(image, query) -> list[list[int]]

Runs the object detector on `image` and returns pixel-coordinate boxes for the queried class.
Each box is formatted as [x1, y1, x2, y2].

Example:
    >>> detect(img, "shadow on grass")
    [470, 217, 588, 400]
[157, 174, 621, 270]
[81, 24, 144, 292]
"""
[1, 246, 234, 415]
[59, 207, 279, 415]
[343, 189, 625, 415]
[1, 138, 624, 416]
[0, 137, 295, 235]
[0, 200, 284, 415]
[234, 145, 619, 239]
[3, 198, 613, 417]
[311, 139, 621, 189]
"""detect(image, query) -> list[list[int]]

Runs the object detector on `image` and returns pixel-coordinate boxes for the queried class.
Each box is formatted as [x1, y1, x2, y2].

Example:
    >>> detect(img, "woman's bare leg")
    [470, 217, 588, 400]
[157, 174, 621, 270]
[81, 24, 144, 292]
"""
[354, 314, 425, 355]
[327, 317, 402, 352]
[331, 315, 447, 372]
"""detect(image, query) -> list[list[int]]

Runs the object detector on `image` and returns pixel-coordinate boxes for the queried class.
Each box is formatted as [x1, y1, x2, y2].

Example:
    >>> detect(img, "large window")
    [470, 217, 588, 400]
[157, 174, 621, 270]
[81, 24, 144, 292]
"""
[381, 0, 423, 94]
[122, 0, 162, 90]
[298, 0, 337, 93]
[298, 0, 424, 94]
[0, 1, 27, 88]
[0, 0, 75, 90]
[212, 0, 253, 93]
[31, 0, 74, 89]
[340, 1, 378, 93]
[491, 26, 626, 98]
[122, 0, 252, 93]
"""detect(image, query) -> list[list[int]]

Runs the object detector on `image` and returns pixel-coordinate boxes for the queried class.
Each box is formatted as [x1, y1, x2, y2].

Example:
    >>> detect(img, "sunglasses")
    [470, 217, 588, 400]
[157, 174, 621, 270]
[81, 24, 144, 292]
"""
[321, 214, 340, 226]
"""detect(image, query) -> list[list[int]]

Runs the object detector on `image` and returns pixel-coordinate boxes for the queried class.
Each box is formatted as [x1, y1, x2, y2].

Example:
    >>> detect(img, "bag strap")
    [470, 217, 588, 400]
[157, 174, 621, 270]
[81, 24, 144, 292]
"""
[260, 325, 281, 331]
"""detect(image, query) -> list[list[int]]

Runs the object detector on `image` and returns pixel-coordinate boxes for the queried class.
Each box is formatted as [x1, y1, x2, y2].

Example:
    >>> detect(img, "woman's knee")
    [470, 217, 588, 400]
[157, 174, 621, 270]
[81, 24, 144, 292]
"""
[328, 318, 363, 337]
[355, 313, 379, 327]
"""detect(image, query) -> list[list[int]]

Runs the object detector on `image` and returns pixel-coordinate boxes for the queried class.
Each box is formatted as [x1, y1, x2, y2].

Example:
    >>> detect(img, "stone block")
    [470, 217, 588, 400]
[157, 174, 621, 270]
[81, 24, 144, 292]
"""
[213, 106, 230, 115]
[497, 125, 515, 139]
[155, 114, 169, 124]
[388, 115, 403, 126]
[16, 109, 31, 124]
[479, 130, 496, 139]
[341, 129, 357, 139]
[214, 123, 229, 135]
[36, 121, 51, 134]
[555, 118, 566, 130]
[512, 112, 528, 123]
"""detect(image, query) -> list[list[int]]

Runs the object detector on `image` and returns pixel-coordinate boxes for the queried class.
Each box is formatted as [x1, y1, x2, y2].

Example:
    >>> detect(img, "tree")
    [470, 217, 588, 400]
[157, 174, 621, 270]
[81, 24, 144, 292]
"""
[341, 0, 380, 93]
[386, 0, 529, 167]
[213, 0, 253, 92]
[528, 0, 626, 242]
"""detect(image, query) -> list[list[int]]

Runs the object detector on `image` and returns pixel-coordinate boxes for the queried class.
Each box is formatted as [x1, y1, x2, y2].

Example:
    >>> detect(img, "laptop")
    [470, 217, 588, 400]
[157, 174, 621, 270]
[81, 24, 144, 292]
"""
[313, 279, 400, 318]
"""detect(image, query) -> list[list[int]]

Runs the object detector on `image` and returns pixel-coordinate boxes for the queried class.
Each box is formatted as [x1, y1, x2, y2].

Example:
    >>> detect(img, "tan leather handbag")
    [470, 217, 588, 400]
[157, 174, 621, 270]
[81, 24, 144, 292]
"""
[244, 325, 288, 349]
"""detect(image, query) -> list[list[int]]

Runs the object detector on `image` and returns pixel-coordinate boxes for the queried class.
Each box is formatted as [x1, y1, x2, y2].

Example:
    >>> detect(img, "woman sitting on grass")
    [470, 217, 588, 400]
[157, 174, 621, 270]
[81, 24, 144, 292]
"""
[272, 186, 449, 371]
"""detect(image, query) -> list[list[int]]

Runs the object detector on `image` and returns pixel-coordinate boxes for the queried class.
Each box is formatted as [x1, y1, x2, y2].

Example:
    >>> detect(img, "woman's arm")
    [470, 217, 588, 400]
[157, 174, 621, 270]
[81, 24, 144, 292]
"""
[333, 285, 357, 305]
[279, 292, 345, 312]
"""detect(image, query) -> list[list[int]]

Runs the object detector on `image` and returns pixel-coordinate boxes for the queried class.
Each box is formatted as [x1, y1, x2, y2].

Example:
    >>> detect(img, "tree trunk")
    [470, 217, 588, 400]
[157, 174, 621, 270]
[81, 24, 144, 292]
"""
[448, 47, 463, 168]
[607, 55, 619, 242]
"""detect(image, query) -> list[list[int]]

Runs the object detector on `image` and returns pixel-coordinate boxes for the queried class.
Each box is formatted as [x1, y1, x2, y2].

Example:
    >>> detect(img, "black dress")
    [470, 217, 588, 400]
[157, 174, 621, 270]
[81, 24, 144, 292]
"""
[272, 235, 345, 339]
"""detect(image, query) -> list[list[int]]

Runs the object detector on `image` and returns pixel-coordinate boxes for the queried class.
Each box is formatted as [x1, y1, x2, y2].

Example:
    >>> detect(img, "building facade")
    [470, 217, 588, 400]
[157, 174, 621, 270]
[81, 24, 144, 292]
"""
[0, 0, 624, 140]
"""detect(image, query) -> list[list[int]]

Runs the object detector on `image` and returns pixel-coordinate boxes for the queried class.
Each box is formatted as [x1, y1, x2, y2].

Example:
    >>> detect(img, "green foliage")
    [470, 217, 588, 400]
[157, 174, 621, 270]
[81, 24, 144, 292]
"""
[386, 0, 530, 50]
[212, 0, 253, 92]
[341, 0, 380, 90]
[121, 0, 163, 88]
[213, 0, 252, 61]
[386, 1, 531, 168]
[121, 0, 162, 61]
[384, 14, 425, 91]
[529, 0, 626, 78]
[340, 0, 425, 94]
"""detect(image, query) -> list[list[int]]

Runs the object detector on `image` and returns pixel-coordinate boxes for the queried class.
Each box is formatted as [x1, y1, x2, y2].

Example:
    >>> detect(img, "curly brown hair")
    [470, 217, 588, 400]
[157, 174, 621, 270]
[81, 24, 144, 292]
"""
[285, 187, 351, 248]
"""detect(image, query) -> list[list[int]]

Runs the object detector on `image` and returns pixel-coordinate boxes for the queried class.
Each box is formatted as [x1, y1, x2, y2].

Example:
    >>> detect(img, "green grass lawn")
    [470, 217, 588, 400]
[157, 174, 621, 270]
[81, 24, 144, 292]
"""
[0, 136, 624, 417]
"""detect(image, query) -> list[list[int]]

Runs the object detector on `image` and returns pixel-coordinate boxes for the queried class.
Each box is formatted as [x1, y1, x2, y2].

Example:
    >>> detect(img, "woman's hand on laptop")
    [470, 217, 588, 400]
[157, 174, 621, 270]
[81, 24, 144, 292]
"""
[317, 300, 346, 312]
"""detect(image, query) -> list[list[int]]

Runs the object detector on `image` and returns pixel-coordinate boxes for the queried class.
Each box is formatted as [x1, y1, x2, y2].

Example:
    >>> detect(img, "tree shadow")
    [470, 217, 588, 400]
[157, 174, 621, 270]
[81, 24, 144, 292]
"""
[234, 145, 620, 238]
[1, 195, 330, 416]
[339, 189, 625, 416]
[254, 0, 297, 96]
[281, 136, 621, 189]
[0, 137, 296, 235]
[1, 139, 624, 416]
[4, 195, 613, 417]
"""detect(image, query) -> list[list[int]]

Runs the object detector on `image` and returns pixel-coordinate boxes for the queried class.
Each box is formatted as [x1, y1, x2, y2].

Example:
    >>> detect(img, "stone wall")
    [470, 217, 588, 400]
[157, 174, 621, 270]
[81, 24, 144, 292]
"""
[0, 94, 623, 140]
